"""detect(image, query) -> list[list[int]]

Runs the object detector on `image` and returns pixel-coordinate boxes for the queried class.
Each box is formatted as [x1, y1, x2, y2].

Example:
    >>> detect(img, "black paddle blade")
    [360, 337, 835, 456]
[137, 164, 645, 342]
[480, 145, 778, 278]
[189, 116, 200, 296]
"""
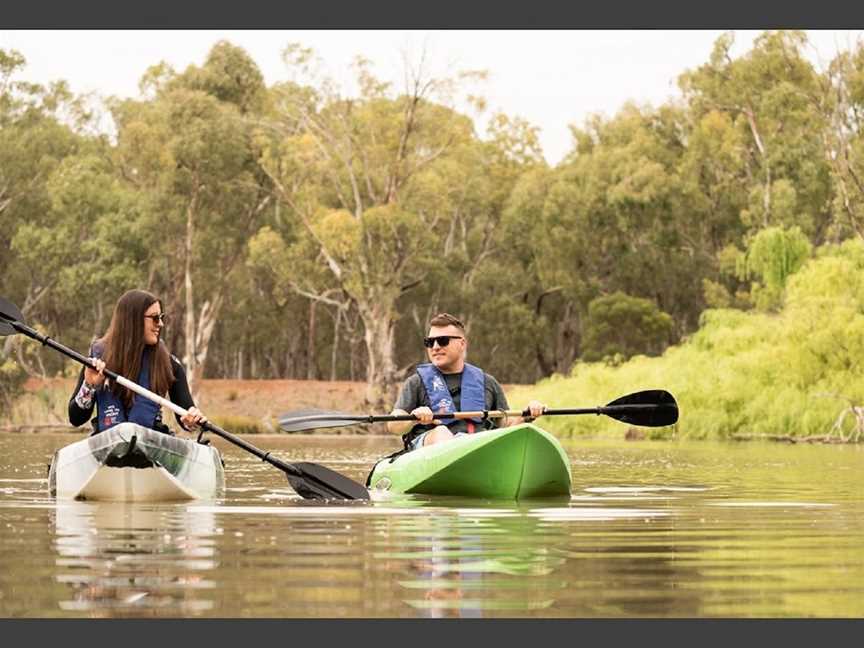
[278, 409, 360, 432]
[285, 461, 370, 500]
[0, 296, 25, 336]
[603, 389, 679, 427]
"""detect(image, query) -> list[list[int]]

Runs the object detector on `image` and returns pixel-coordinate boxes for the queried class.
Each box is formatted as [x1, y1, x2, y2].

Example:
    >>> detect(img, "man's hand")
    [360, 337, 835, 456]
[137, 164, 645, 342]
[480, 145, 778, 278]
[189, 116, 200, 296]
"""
[524, 400, 546, 421]
[411, 406, 441, 425]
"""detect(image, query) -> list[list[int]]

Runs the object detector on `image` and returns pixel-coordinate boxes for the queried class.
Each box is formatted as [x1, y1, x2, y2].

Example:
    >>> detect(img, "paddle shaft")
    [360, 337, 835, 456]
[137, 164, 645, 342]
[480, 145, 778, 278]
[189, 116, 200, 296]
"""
[3, 317, 307, 479]
[283, 404, 663, 426]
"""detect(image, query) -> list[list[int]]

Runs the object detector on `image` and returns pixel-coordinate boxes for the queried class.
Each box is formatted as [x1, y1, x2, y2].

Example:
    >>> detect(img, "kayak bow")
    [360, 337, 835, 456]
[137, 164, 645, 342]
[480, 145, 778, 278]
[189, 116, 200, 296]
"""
[367, 423, 572, 499]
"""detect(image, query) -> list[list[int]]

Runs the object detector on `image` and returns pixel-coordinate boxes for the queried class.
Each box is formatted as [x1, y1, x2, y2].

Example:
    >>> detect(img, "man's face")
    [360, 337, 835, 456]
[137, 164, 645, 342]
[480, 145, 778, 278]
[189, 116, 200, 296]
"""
[425, 324, 466, 373]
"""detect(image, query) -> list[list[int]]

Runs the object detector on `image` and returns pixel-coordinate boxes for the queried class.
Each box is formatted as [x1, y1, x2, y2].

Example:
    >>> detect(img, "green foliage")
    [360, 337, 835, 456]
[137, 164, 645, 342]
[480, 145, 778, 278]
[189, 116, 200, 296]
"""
[180, 41, 266, 113]
[512, 240, 864, 441]
[679, 30, 831, 241]
[738, 225, 812, 310]
[740, 225, 812, 287]
[0, 358, 27, 415]
[582, 292, 674, 362]
[702, 278, 732, 308]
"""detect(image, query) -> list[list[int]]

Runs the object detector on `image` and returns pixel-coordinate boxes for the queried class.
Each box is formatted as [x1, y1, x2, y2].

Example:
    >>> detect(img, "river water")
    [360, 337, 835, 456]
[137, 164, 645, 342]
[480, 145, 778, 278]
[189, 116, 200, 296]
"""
[0, 432, 861, 618]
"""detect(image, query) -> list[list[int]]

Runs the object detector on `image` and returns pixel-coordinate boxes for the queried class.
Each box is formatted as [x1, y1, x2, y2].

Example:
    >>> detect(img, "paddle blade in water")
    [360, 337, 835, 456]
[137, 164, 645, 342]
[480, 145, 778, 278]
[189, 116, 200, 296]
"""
[0, 297, 25, 336]
[285, 461, 370, 501]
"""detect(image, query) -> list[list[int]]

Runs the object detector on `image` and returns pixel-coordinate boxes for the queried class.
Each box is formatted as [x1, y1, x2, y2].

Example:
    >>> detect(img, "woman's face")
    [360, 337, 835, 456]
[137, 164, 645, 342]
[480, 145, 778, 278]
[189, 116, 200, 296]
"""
[142, 302, 164, 346]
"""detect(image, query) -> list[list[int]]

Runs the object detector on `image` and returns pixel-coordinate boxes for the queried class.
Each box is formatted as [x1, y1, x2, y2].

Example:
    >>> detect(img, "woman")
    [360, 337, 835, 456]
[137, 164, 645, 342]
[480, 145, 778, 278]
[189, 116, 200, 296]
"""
[68, 289, 206, 435]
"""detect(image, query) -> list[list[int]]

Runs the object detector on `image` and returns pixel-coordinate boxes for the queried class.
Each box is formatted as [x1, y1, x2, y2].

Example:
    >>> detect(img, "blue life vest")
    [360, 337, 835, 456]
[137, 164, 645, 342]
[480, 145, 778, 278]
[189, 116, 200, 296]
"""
[91, 342, 162, 433]
[416, 362, 486, 428]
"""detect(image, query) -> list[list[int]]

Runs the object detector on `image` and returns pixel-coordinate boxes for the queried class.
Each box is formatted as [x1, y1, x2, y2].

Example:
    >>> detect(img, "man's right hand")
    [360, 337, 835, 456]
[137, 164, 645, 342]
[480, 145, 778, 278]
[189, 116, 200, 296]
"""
[411, 406, 439, 425]
[84, 358, 106, 387]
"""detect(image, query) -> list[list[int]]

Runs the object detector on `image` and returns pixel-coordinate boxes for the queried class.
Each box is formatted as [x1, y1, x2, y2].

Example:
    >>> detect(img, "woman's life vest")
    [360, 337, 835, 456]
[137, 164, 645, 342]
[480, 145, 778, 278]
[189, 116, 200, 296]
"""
[91, 341, 162, 433]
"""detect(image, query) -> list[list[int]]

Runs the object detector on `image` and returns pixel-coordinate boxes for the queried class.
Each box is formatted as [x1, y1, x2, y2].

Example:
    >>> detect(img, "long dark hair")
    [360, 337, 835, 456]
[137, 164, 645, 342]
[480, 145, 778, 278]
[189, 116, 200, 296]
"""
[98, 289, 175, 410]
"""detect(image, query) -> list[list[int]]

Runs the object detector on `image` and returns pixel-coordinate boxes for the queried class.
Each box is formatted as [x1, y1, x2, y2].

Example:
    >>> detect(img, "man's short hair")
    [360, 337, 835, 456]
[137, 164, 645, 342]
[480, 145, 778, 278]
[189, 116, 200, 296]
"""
[429, 312, 466, 333]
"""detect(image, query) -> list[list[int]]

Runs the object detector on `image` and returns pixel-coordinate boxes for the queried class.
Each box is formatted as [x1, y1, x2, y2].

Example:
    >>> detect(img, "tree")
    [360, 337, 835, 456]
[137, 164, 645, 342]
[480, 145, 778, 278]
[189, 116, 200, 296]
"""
[581, 292, 675, 363]
[821, 40, 864, 240]
[737, 225, 812, 310]
[0, 48, 103, 375]
[255, 44, 491, 409]
[679, 31, 832, 240]
[110, 41, 272, 392]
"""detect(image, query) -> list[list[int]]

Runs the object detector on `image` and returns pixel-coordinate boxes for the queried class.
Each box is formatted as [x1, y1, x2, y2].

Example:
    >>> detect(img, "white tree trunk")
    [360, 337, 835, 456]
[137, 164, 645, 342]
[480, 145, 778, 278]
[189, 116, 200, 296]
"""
[183, 193, 198, 389]
[358, 298, 399, 414]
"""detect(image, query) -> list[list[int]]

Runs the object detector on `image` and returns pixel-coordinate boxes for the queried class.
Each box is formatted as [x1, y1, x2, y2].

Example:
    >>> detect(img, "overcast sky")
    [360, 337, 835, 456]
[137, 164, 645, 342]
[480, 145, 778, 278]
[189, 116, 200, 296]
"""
[2, 30, 862, 165]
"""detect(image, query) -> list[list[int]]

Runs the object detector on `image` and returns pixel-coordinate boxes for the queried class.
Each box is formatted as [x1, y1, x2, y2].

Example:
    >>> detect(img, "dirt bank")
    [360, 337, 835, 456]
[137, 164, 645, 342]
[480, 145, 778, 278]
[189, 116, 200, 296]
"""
[10, 378, 527, 433]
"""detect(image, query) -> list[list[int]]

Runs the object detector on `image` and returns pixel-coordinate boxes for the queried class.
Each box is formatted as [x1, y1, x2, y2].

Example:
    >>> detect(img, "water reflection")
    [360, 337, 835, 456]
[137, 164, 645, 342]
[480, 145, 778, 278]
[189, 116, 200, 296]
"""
[368, 499, 570, 617]
[51, 501, 219, 616]
[1, 435, 861, 617]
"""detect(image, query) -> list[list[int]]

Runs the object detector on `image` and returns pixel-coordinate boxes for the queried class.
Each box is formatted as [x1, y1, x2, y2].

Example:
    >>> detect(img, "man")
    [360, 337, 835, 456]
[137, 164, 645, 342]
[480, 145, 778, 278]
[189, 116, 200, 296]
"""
[388, 313, 546, 450]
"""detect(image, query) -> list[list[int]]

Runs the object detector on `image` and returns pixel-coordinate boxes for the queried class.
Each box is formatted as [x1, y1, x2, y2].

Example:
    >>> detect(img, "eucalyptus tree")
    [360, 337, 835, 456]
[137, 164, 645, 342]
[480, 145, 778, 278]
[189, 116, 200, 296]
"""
[110, 41, 273, 391]
[678, 31, 832, 241]
[421, 113, 552, 383]
[254, 44, 491, 408]
[820, 39, 864, 240]
[512, 102, 693, 363]
[0, 48, 90, 319]
[0, 48, 106, 380]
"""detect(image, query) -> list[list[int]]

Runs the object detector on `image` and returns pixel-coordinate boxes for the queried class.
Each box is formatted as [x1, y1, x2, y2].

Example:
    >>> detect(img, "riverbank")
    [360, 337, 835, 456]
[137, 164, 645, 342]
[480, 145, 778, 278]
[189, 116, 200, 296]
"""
[3, 378, 532, 435]
[2, 377, 368, 434]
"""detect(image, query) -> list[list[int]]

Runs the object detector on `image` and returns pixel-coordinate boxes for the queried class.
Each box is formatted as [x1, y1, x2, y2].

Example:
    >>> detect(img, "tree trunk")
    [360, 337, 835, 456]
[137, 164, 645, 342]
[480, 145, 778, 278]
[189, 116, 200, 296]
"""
[181, 186, 224, 398]
[307, 299, 317, 380]
[331, 306, 341, 381]
[358, 298, 399, 414]
[189, 296, 221, 399]
[183, 190, 199, 389]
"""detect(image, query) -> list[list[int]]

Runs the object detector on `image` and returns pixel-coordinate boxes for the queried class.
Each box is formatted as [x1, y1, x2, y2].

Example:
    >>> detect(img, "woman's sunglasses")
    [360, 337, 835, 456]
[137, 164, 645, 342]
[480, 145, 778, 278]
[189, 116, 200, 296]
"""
[423, 335, 463, 348]
[144, 313, 167, 325]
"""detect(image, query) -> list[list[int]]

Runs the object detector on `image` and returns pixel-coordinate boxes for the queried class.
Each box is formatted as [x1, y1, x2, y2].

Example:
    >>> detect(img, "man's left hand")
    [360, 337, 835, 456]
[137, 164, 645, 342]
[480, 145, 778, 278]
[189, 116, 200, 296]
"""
[524, 400, 546, 421]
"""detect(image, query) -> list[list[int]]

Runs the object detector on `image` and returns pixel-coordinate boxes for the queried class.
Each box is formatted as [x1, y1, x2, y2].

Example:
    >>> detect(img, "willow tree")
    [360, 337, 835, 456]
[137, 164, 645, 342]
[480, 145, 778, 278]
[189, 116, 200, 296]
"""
[737, 225, 813, 310]
[110, 41, 272, 391]
[254, 45, 488, 408]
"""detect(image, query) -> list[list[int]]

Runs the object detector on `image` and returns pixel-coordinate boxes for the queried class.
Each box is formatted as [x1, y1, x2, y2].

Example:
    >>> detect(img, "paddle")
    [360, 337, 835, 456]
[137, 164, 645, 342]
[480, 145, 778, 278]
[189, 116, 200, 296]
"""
[278, 388, 679, 432]
[0, 296, 370, 501]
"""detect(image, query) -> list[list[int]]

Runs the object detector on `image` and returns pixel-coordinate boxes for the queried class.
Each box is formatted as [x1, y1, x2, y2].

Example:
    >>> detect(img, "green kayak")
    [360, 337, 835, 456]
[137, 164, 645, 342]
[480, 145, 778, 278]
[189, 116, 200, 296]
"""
[367, 423, 572, 499]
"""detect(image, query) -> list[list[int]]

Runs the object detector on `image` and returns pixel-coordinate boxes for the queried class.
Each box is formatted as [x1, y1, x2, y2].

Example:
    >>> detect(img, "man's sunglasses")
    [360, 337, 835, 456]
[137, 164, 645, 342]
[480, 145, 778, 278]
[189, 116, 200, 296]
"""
[423, 335, 463, 348]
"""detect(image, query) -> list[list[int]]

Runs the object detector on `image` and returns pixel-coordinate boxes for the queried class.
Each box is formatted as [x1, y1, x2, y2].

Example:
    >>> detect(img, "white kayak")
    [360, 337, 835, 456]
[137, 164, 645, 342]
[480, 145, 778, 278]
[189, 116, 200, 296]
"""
[48, 422, 225, 502]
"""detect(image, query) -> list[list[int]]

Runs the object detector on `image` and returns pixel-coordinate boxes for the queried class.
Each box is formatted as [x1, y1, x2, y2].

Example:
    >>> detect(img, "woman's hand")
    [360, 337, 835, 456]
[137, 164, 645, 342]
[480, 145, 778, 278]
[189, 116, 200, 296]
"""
[83, 358, 106, 388]
[181, 406, 207, 431]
